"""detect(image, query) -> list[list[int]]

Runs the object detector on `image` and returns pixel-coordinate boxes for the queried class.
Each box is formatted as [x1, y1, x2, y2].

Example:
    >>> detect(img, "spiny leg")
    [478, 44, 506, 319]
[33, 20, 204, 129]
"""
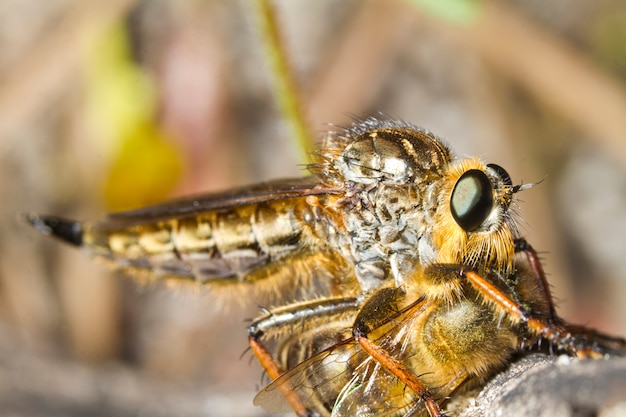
[514, 239, 625, 353]
[514, 238, 557, 322]
[354, 336, 445, 417]
[352, 287, 445, 417]
[464, 269, 609, 358]
[561, 323, 626, 353]
[248, 297, 361, 417]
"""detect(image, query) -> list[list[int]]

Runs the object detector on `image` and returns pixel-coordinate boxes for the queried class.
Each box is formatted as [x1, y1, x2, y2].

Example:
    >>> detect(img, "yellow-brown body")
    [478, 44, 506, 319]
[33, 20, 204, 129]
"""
[27, 117, 625, 416]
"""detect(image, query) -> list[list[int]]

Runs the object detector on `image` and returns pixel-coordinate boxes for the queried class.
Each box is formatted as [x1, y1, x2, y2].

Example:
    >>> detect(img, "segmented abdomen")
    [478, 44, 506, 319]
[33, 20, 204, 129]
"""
[83, 198, 330, 284]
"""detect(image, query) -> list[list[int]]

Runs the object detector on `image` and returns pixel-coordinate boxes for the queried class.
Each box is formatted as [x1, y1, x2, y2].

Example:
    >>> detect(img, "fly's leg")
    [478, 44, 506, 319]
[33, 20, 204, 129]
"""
[352, 287, 445, 417]
[248, 297, 361, 417]
[354, 336, 445, 417]
[464, 269, 622, 358]
[514, 238, 626, 353]
[561, 323, 626, 352]
[514, 238, 557, 322]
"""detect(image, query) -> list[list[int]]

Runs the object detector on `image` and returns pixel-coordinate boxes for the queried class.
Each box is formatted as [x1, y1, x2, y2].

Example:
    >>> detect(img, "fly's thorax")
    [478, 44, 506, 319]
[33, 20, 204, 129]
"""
[337, 179, 443, 290]
[327, 124, 451, 186]
[430, 158, 518, 274]
[336, 183, 424, 290]
[318, 120, 453, 290]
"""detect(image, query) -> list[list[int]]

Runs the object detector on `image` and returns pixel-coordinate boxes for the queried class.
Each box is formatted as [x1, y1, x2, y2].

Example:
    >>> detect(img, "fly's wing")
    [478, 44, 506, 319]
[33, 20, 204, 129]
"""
[26, 177, 349, 296]
[254, 342, 420, 417]
[253, 337, 370, 414]
[254, 298, 430, 416]
[332, 361, 419, 417]
[101, 178, 340, 226]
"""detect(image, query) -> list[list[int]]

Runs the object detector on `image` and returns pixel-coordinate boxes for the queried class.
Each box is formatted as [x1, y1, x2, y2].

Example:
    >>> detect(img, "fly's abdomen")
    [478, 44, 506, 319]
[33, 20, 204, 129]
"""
[101, 201, 313, 283]
[30, 199, 323, 285]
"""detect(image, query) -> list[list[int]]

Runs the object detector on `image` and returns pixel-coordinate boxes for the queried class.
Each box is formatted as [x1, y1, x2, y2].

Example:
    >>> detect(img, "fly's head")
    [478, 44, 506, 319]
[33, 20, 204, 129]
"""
[431, 159, 522, 275]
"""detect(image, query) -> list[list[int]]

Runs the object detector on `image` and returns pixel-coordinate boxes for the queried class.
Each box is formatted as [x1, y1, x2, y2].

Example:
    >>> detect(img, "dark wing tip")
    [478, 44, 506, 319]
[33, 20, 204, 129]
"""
[22, 213, 83, 246]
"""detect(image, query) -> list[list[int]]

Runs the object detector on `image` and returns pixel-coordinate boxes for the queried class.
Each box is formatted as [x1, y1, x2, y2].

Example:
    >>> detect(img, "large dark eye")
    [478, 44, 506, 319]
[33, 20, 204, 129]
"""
[451, 170, 494, 232]
[487, 163, 513, 187]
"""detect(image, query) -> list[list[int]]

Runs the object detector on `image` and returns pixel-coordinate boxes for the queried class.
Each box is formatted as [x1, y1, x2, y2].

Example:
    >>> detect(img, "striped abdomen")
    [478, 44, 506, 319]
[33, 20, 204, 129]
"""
[60, 197, 337, 285]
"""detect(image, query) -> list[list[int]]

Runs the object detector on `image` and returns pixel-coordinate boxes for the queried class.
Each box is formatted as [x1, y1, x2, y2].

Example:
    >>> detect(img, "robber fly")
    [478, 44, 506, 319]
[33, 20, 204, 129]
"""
[27, 117, 625, 416]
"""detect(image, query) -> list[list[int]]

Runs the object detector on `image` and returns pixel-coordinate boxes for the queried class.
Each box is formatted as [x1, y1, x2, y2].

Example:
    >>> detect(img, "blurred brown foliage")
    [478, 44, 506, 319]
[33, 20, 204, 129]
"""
[1, 0, 625, 416]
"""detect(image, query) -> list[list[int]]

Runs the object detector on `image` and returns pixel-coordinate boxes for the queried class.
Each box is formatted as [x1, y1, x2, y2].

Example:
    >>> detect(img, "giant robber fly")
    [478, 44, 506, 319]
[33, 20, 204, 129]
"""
[27, 117, 625, 416]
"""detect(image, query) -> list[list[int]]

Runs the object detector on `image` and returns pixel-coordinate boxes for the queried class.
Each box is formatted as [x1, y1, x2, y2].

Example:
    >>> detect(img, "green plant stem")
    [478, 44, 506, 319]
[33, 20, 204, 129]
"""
[255, 0, 312, 164]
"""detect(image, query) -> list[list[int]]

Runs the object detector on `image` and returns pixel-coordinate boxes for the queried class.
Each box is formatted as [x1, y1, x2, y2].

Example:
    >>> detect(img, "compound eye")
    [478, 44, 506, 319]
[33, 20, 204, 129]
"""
[487, 163, 513, 187]
[451, 169, 494, 232]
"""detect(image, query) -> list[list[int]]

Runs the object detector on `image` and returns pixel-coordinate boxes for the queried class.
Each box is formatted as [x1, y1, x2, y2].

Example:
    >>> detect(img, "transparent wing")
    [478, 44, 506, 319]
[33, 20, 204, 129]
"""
[27, 177, 349, 287]
[332, 361, 418, 417]
[100, 177, 341, 228]
[254, 297, 429, 416]
[253, 337, 369, 414]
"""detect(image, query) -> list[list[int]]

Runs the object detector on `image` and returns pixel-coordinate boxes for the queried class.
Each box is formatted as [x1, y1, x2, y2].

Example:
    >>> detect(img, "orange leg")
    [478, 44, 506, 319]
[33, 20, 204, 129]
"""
[248, 297, 360, 416]
[514, 240, 625, 355]
[352, 287, 444, 417]
[248, 336, 310, 416]
[355, 334, 445, 417]
[464, 269, 608, 358]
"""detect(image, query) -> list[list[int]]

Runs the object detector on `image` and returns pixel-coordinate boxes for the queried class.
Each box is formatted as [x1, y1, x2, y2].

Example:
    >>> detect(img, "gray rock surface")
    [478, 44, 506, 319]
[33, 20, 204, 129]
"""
[457, 354, 626, 417]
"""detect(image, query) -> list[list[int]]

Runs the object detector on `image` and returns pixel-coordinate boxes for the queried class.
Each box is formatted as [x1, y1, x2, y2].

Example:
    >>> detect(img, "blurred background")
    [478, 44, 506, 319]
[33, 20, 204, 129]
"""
[1, 0, 626, 416]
